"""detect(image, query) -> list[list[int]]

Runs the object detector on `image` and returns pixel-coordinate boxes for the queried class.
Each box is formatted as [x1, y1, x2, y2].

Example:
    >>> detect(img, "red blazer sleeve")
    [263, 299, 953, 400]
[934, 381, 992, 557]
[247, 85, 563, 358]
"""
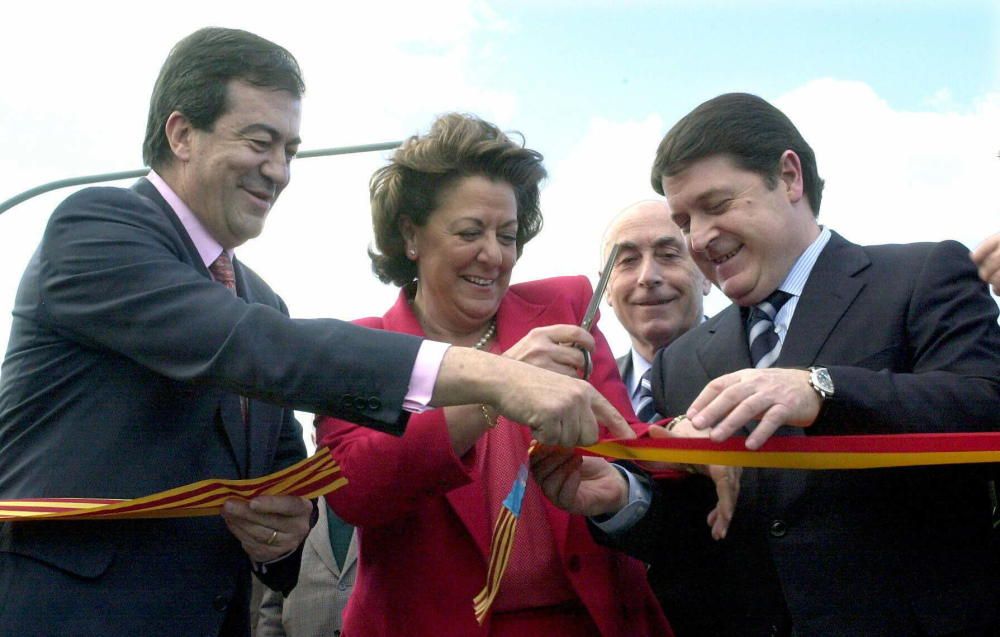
[316, 314, 480, 527]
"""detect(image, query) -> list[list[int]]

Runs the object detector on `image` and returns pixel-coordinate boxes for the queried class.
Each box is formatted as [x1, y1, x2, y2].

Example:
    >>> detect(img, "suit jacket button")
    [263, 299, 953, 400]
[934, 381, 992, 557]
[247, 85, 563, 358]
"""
[567, 555, 581, 572]
[354, 396, 369, 411]
[367, 397, 382, 411]
[341, 394, 355, 410]
[212, 594, 229, 612]
[769, 519, 787, 538]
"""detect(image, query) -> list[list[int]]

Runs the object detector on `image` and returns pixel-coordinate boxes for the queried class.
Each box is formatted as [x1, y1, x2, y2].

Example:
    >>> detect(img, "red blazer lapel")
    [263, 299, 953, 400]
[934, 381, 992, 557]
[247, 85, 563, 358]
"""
[456, 283, 575, 557]
[379, 290, 493, 559]
[382, 282, 585, 562]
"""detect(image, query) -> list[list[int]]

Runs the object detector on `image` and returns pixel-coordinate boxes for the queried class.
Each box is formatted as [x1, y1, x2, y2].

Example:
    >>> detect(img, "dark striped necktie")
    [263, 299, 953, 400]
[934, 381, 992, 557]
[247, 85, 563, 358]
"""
[634, 367, 662, 423]
[747, 290, 793, 368]
[208, 253, 248, 423]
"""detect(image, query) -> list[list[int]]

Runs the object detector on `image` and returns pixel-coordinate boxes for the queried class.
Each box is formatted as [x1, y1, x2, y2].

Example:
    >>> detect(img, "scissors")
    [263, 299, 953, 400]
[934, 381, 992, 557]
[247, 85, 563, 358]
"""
[577, 243, 621, 380]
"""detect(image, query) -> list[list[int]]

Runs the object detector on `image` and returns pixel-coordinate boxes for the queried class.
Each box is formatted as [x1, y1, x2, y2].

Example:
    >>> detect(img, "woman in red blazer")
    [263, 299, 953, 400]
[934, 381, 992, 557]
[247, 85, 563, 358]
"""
[317, 114, 671, 637]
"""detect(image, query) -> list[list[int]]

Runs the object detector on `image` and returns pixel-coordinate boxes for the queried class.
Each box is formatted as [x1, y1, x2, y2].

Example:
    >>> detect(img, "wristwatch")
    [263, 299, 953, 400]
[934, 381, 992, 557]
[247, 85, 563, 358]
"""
[808, 366, 835, 400]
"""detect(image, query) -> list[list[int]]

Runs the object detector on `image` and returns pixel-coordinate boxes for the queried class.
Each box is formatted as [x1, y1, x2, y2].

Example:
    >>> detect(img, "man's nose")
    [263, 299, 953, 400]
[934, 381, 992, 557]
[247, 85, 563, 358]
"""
[637, 254, 663, 287]
[687, 217, 716, 255]
[261, 148, 291, 190]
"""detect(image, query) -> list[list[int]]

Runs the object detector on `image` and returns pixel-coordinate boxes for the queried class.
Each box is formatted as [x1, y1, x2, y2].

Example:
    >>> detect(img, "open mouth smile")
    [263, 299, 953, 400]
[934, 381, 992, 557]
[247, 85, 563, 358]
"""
[462, 275, 495, 287]
[710, 245, 742, 265]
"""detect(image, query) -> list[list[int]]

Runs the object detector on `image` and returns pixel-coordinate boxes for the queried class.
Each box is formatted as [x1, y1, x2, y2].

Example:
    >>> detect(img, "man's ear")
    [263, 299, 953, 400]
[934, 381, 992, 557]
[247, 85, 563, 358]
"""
[777, 149, 805, 204]
[164, 111, 195, 163]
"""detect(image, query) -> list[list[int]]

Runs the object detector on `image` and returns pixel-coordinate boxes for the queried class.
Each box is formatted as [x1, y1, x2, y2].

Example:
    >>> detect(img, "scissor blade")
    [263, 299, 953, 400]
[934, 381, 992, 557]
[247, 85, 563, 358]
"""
[581, 243, 621, 332]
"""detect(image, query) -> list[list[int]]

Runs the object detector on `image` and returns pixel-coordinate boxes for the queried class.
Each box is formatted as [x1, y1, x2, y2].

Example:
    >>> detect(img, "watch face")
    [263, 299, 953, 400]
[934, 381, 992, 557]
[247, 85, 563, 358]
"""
[812, 367, 834, 395]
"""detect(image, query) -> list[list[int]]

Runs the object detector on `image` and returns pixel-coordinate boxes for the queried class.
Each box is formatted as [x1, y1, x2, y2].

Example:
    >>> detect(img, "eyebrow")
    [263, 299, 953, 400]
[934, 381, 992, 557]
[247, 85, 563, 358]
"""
[456, 217, 518, 225]
[652, 236, 684, 249]
[691, 187, 733, 207]
[239, 123, 302, 146]
[616, 236, 684, 252]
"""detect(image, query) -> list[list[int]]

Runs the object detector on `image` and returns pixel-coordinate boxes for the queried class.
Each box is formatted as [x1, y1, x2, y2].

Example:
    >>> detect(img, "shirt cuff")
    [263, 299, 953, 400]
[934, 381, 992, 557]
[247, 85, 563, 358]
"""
[402, 340, 451, 414]
[590, 464, 651, 535]
[252, 550, 295, 575]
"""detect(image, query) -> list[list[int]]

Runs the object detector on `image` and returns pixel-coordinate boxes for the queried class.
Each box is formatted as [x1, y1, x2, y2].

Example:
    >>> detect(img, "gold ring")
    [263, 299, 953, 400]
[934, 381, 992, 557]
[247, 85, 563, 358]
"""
[265, 529, 278, 546]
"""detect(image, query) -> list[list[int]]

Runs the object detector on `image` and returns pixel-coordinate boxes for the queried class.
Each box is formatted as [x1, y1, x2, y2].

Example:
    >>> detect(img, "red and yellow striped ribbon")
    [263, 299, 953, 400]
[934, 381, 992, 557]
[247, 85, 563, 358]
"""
[3, 429, 997, 624]
[473, 461, 531, 625]
[472, 431, 1000, 623]
[0, 448, 346, 521]
[582, 431, 1000, 469]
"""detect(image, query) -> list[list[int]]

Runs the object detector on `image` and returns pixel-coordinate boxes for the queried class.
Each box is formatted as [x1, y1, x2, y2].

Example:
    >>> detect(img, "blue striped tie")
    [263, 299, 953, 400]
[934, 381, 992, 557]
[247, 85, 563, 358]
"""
[747, 290, 792, 368]
[634, 368, 661, 423]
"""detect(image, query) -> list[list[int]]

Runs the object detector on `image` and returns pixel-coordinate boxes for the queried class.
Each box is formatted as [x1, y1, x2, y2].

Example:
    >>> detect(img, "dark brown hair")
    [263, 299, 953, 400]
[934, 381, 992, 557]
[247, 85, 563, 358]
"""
[142, 27, 304, 168]
[651, 93, 824, 215]
[369, 113, 547, 286]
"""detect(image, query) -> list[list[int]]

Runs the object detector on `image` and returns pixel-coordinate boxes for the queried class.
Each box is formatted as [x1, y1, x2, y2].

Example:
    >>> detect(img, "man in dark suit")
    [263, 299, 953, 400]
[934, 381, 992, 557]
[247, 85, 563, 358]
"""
[534, 93, 1000, 636]
[602, 199, 710, 420]
[0, 28, 629, 636]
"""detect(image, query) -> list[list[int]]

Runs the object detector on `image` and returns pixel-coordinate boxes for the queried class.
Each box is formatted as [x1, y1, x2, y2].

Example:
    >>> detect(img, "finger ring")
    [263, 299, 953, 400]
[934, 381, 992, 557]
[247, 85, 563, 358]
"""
[265, 529, 278, 546]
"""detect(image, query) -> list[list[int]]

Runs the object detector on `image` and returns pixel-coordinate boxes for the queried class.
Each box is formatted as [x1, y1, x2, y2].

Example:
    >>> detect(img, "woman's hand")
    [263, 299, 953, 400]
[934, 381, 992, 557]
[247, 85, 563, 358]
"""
[503, 324, 595, 377]
[530, 445, 629, 516]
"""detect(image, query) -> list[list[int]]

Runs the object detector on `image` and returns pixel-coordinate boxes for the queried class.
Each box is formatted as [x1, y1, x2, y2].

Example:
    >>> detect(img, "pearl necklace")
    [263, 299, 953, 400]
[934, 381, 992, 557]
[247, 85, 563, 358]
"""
[474, 318, 497, 350]
[474, 318, 499, 429]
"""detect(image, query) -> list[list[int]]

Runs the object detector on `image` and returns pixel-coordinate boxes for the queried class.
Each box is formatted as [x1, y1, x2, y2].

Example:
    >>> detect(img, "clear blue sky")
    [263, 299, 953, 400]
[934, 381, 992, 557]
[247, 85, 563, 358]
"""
[469, 2, 998, 157]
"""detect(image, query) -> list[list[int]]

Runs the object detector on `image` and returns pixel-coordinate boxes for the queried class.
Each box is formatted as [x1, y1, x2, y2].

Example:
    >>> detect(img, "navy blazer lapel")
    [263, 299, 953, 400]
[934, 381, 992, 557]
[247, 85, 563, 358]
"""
[697, 305, 752, 375]
[132, 179, 207, 274]
[777, 232, 869, 368]
[134, 178, 251, 476]
[233, 258, 282, 477]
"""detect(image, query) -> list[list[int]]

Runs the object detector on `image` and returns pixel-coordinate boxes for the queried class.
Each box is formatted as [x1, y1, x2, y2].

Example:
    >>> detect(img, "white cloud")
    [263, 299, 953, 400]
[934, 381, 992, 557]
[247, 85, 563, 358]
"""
[0, 0, 512, 355]
[776, 78, 1000, 253]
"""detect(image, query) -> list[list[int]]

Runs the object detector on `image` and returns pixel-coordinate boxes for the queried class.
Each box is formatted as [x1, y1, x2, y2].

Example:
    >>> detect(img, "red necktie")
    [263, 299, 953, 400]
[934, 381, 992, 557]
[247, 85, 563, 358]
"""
[208, 253, 248, 423]
[208, 253, 237, 292]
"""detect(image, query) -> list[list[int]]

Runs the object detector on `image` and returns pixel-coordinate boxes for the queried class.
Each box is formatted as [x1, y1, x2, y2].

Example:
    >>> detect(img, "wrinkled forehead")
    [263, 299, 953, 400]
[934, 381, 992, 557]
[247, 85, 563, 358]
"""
[606, 204, 684, 252]
[661, 156, 740, 197]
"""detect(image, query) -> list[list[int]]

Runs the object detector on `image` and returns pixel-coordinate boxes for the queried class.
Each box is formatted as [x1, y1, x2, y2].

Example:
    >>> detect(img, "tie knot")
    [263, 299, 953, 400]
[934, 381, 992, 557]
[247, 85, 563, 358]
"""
[639, 367, 653, 392]
[751, 289, 792, 322]
[747, 290, 792, 368]
[209, 253, 236, 292]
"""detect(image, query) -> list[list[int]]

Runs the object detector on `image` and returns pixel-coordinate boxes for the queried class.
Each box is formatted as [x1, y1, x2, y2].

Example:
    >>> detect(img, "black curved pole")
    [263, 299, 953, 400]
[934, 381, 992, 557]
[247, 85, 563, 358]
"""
[0, 141, 403, 216]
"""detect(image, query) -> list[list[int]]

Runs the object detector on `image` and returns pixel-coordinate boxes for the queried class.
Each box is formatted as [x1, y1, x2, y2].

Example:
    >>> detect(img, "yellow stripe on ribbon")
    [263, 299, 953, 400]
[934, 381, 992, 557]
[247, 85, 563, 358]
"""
[0, 448, 347, 521]
[582, 431, 1000, 470]
[472, 431, 1000, 623]
[473, 445, 534, 625]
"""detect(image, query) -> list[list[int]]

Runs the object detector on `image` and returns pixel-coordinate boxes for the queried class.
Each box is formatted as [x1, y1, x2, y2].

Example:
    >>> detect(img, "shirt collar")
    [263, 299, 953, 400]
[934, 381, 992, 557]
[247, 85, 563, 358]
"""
[628, 349, 653, 398]
[775, 226, 831, 298]
[146, 170, 232, 267]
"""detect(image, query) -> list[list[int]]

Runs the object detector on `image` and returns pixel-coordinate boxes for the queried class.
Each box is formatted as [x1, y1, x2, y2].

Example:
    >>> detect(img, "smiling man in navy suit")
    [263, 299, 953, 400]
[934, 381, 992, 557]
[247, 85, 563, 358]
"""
[535, 93, 1000, 637]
